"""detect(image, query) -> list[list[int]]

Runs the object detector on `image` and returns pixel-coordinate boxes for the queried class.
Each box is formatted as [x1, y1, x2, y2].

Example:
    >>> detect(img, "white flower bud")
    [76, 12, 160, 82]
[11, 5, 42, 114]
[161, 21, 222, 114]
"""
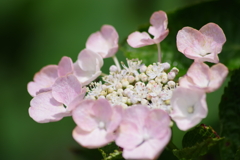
[155, 77, 161, 84]
[100, 91, 107, 96]
[110, 65, 118, 72]
[170, 67, 179, 74]
[127, 75, 135, 83]
[140, 65, 147, 73]
[107, 87, 114, 93]
[126, 84, 134, 90]
[121, 79, 129, 88]
[140, 73, 148, 82]
[101, 85, 107, 90]
[141, 99, 149, 105]
[116, 83, 122, 90]
[147, 93, 152, 100]
[117, 89, 123, 95]
[162, 62, 170, 70]
[167, 81, 176, 89]
[121, 97, 128, 103]
[168, 71, 176, 80]
[161, 72, 168, 83]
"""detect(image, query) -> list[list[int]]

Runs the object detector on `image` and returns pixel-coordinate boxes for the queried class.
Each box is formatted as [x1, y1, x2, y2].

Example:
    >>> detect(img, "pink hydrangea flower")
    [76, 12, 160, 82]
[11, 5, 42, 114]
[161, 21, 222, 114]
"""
[73, 49, 103, 86]
[127, 11, 169, 48]
[29, 74, 86, 123]
[177, 23, 226, 63]
[27, 56, 74, 97]
[179, 60, 228, 93]
[115, 105, 171, 160]
[72, 99, 122, 148]
[86, 25, 119, 58]
[170, 87, 208, 131]
[28, 57, 86, 123]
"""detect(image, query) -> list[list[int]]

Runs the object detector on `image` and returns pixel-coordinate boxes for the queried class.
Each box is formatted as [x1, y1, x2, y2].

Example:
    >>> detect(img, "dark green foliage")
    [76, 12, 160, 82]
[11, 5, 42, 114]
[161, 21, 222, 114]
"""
[219, 68, 240, 160]
[98, 143, 124, 160]
[172, 125, 223, 160]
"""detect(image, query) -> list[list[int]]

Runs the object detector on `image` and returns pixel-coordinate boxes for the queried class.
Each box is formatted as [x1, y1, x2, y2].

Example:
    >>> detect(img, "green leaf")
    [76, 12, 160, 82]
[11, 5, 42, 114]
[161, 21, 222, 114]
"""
[98, 143, 124, 160]
[172, 124, 223, 160]
[235, 148, 240, 160]
[219, 68, 240, 160]
[121, 0, 240, 77]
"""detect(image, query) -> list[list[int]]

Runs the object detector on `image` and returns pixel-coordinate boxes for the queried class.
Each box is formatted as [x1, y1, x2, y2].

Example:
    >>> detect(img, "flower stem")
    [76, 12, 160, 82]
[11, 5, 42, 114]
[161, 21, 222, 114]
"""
[157, 43, 161, 63]
[112, 55, 121, 71]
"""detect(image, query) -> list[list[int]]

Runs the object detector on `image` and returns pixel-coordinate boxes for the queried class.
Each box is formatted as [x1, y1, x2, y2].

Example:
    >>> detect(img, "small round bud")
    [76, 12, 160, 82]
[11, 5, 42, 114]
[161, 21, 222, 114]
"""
[140, 73, 148, 82]
[161, 72, 168, 83]
[121, 97, 128, 103]
[121, 79, 129, 88]
[140, 65, 147, 73]
[100, 91, 107, 96]
[171, 67, 179, 74]
[162, 62, 170, 70]
[141, 99, 149, 105]
[107, 87, 114, 93]
[127, 75, 135, 83]
[110, 65, 118, 72]
[116, 83, 122, 90]
[168, 71, 176, 80]
[167, 81, 176, 89]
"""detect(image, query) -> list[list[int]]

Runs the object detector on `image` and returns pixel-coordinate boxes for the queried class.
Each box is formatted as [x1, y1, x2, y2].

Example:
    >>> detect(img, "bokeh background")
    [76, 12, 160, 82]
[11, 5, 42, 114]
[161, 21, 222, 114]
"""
[0, 0, 228, 159]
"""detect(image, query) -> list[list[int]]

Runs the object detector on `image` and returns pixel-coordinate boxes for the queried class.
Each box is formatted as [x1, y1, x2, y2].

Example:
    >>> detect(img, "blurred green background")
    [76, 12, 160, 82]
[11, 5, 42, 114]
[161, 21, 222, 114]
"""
[0, 0, 227, 159]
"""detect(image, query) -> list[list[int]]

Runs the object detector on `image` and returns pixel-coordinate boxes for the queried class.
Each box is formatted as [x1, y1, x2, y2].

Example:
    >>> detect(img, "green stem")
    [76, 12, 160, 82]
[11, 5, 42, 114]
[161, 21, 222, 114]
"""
[112, 55, 121, 71]
[156, 43, 161, 63]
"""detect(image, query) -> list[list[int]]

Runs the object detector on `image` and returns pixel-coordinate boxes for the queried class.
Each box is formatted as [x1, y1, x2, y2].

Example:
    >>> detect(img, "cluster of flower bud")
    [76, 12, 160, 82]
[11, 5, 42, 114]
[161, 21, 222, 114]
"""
[86, 59, 179, 113]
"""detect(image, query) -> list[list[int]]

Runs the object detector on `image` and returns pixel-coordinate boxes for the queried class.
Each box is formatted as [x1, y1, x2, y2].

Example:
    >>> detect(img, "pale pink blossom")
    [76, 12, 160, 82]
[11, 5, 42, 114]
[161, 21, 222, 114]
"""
[29, 74, 86, 123]
[72, 99, 122, 148]
[74, 49, 103, 86]
[27, 56, 74, 97]
[115, 105, 171, 160]
[28, 56, 86, 123]
[179, 60, 228, 93]
[86, 25, 119, 58]
[170, 87, 207, 131]
[177, 23, 226, 63]
[127, 11, 169, 48]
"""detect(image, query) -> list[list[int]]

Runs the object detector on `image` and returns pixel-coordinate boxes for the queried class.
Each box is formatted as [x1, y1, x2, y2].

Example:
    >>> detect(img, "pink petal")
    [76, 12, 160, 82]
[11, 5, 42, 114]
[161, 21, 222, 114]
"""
[170, 87, 208, 131]
[67, 90, 86, 111]
[116, 120, 143, 150]
[200, 23, 226, 54]
[107, 105, 123, 133]
[73, 62, 102, 86]
[148, 11, 169, 43]
[207, 63, 228, 92]
[144, 109, 171, 139]
[78, 49, 103, 72]
[27, 65, 58, 97]
[127, 31, 154, 48]
[86, 25, 119, 58]
[73, 126, 115, 149]
[29, 91, 66, 123]
[72, 100, 97, 131]
[124, 105, 150, 129]
[123, 132, 171, 160]
[186, 61, 210, 88]
[177, 27, 207, 60]
[58, 56, 74, 77]
[52, 75, 82, 106]
[92, 99, 113, 124]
